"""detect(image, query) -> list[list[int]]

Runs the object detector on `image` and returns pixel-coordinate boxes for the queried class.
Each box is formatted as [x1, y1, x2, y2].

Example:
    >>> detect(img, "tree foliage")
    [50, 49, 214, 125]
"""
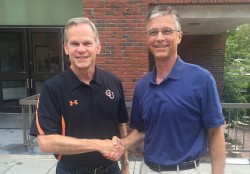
[223, 24, 250, 103]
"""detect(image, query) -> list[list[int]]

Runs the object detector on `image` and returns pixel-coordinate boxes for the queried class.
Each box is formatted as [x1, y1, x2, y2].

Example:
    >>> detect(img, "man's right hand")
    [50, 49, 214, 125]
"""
[99, 138, 125, 161]
[102, 136, 125, 161]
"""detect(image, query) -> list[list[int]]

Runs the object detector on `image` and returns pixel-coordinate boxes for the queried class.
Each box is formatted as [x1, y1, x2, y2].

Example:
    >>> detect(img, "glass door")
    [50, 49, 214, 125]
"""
[28, 28, 63, 94]
[0, 28, 29, 112]
[0, 28, 64, 112]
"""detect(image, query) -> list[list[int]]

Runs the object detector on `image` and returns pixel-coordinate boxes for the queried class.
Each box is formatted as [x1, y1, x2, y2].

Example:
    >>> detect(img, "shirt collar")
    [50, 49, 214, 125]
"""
[168, 56, 184, 80]
[150, 56, 184, 84]
[92, 67, 102, 85]
[65, 67, 101, 90]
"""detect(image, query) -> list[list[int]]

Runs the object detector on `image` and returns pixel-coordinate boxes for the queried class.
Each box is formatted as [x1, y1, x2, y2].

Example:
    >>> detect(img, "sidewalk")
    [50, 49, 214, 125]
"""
[0, 154, 250, 174]
[0, 155, 56, 174]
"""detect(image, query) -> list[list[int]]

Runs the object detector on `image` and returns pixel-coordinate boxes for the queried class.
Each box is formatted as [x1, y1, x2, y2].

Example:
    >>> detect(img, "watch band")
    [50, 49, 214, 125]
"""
[122, 159, 129, 166]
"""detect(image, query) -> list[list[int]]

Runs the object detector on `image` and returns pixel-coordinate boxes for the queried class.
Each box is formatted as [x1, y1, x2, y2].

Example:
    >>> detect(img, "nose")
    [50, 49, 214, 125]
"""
[155, 31, 164, 40]
[77, 44, 86, 52]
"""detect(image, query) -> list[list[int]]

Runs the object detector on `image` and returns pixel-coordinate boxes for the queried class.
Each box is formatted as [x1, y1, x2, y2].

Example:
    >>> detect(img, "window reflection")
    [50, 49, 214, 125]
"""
[0, 33, 24, 72]
[2, 81, 27, 100]
[32, 32, 59, 73]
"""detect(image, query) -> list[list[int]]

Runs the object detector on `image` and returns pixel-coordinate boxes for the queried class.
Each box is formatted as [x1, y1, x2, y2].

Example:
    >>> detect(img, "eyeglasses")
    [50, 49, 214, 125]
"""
[147, 27, 179, 37]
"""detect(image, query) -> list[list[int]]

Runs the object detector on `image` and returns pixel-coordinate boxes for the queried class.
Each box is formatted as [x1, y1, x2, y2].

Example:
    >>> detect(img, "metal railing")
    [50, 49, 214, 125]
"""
[19, 95, 250, 159]
[222, 103, 250, 158]
[19, 94, 40, 146]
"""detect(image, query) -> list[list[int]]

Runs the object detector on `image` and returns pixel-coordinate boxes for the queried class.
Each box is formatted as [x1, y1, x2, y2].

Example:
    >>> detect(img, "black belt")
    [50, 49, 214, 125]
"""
[58, 161, 114, 174]
[145, 159, 200, 172]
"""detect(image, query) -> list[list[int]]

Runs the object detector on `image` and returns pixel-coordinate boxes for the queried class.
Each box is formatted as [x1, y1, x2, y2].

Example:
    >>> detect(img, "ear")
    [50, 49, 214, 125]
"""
[177, 31, 183, 44]
[64, 44, 69, 55]
[96, 43, 102, 55]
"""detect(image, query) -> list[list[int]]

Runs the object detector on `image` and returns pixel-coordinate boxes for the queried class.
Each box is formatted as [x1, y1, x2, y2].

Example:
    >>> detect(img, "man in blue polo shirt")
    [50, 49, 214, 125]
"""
[108, 4, 225, 174]
[30, 17, 130, 174]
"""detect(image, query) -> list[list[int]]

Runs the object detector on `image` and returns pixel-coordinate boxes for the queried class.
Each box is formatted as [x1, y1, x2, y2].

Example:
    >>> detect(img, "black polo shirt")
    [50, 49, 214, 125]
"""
[30, 67, 129, 168]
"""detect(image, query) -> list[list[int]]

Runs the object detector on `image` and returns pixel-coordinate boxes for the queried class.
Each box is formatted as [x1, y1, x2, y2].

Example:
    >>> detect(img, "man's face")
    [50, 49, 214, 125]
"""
[64, 23, 101, 72]
[147, 15, 182, 61]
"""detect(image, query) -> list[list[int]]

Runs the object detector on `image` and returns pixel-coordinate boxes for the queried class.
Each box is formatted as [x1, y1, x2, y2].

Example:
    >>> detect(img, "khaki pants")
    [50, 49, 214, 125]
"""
[139, 160, 202, 174]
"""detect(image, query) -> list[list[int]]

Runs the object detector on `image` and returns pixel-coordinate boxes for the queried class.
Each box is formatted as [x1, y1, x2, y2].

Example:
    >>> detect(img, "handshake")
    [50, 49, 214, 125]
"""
[99, 136, 126, 161]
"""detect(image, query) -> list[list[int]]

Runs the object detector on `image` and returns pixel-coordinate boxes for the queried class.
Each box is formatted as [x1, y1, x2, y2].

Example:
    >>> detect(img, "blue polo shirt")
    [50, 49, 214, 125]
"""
[30, 67, 128, 168]
[130, 56, 224, 165]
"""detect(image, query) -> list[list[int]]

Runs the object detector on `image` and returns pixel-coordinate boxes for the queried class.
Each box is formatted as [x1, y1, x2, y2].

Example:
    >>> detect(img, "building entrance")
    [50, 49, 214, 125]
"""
[0, 28, 64, 112]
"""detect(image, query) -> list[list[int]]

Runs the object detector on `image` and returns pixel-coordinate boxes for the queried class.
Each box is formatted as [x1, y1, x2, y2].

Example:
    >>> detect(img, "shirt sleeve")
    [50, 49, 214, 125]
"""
[129, 87, 144, 132]
[118, 81, 129, 123]
[30, 83, 62, 136]
[201, 73, 225, 128]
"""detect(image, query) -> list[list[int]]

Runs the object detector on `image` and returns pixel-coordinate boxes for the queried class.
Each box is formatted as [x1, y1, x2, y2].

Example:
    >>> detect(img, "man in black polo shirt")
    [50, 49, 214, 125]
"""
[30, 17, 130, 174]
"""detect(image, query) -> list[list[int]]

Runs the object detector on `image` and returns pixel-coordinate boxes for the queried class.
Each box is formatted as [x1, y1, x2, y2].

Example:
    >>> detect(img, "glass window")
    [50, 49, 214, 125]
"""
[0, 33, 25, 72]
[2, 81, 27, 100]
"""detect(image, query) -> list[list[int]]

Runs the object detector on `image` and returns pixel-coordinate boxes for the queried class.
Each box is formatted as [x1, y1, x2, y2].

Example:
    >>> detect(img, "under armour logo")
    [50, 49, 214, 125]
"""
[105, 89, 114, 99]
[69, 100, 78, 106]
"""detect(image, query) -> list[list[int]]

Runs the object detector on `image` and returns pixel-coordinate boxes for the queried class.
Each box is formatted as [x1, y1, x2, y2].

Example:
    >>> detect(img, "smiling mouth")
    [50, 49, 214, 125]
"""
[76, 56, 88, 59]
[154, 45, 167, 48]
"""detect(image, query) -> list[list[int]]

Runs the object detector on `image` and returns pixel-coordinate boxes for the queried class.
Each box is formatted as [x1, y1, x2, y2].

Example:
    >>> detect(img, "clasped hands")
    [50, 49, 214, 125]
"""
[100, 136, 125, 161]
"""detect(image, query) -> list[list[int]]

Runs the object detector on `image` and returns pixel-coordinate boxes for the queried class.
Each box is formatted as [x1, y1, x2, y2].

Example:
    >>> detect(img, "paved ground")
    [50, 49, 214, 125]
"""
[0, 154, 250, 174]
[0, 113, 249, 174]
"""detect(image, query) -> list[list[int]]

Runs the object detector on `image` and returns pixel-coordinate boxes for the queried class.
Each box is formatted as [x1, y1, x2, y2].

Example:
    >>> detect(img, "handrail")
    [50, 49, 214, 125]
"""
[221, 103, 250, 109]
[19, 94, 40, 105]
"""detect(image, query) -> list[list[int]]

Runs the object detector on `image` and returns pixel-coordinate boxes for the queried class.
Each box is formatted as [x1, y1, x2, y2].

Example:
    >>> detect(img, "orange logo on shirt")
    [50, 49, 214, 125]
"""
[69, 100, 78, 106]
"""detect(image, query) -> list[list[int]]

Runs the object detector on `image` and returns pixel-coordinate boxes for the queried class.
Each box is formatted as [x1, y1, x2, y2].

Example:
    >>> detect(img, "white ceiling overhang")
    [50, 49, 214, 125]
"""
[173, 5, 250, 35]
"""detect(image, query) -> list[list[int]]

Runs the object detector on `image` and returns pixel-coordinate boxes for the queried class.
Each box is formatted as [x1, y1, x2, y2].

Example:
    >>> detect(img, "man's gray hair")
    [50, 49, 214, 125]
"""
[147, 5, 182, 32]
[64, 17, 100, 44]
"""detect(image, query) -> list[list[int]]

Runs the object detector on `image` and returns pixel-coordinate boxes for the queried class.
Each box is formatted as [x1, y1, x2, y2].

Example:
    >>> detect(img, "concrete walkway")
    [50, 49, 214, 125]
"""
[0, 155, 250, 174]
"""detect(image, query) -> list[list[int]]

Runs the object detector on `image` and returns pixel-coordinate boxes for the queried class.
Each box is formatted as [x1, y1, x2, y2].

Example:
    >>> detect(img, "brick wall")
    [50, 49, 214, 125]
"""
[83, 0, 250, 102]
[179, 34, 226, 98]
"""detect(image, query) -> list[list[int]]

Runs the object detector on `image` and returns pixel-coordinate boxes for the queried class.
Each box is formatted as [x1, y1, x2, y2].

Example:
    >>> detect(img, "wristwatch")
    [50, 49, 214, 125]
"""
[122, 159, 129, 166]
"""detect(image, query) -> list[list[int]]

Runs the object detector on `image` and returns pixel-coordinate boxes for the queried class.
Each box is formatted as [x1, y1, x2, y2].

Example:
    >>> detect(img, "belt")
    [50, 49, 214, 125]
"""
[58, 161, 114, 174]
[145, 159, 200, 172]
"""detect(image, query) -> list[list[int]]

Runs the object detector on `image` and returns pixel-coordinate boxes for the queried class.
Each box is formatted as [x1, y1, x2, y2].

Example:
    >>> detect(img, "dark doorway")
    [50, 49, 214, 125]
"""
[0, 27, 64, 112]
